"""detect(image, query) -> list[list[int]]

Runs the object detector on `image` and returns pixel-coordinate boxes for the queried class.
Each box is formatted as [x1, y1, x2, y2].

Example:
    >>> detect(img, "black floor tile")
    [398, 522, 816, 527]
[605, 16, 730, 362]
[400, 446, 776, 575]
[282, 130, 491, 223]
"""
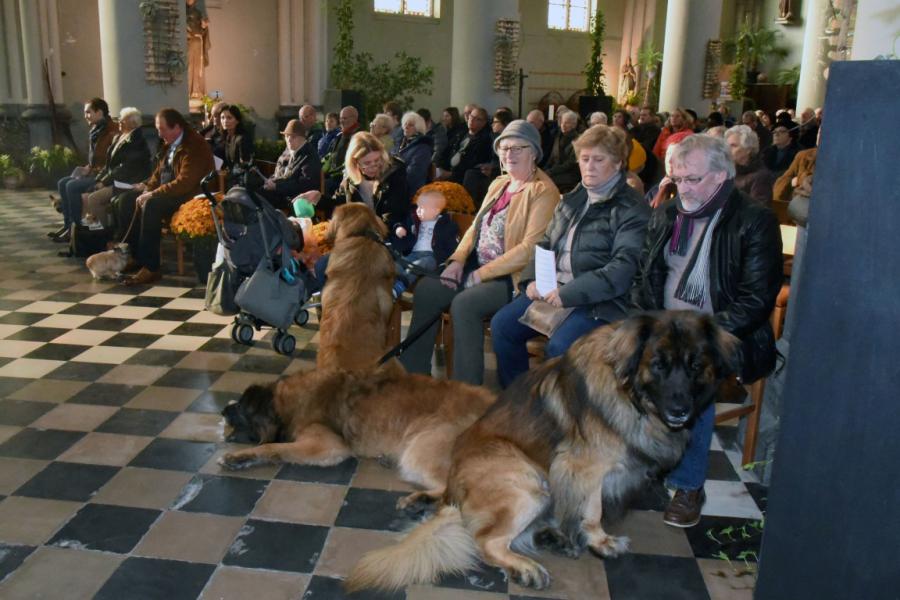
[0, 301, 31, 313]
[6, 327, 65, 342]
[231, 353, 293, 374]
[123, 295, 173, 308]
[45, 361, 114, 381]
[29, 280, 73, 291]
[59, 303, 110, 316]
[714, 425, 739, 451]
[744, 482, 768, 513]
[44, 291, 93, 303]
[67, 383, 144, 407]
[435, 561, 508, 593]
[0, 543, 35, 582]
[302, 575, 405, 599]
[333, 488, 414, 532]
[0, 357, 11, 369]
[277, 457, 359, 486]
[14, 461, 119, 501]
[170, 322, 226, 337]
[79, 317, 140, 331]
[96, 408, 179, 436]
[23, 343, 87, 361]
[94, 556, 215, 600]
[0, 428, 84, 460]
[604, 553, 711, 600]
[222, 519, 328, 572]
[0, 377, 34, 398]
[181, 288, 206, 299]
[0, 399, 55, 426]
[173, 474, 268, 516]
[144, 308, 196, 322]
[187, 390, 241, 413]
[125, 349, 190, 367]
[102, 332, 162, 348]
[153, 368, 217, 389]
[706, 450, 741, 482]
[48, 503, 161, 553]
[510, 596, 565, 600]
[684, 515, 764, 561]
[128, 438, 218, 472]
[0, 313, 43, 326]
[629, 479, 670, 512]
[198, 337, 250, 353]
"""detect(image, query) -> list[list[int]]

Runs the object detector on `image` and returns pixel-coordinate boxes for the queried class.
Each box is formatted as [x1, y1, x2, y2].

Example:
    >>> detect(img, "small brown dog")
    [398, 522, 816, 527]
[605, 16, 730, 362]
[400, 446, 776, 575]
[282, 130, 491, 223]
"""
[85, 243, 130, 280]
[318, 203, 396, 369]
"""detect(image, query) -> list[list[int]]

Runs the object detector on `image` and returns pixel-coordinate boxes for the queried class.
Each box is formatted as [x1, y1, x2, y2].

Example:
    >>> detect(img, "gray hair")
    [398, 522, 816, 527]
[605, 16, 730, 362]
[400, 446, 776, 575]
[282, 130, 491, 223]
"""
[725, 124, 759, 155]
[119, 107, 142, 128]
[370, 113, 393, 133]
[400, 111, 427, 135]
[668, 134, 736, 178]
[588, 112, 608, 126]
[561, 110, 578, 125]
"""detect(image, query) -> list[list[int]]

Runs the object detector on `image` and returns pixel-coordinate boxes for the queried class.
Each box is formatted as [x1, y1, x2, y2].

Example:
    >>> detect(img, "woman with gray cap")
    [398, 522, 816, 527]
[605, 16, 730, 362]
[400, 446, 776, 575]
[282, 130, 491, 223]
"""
[400, 120, 559, 385]
[491, 125, 651, 388]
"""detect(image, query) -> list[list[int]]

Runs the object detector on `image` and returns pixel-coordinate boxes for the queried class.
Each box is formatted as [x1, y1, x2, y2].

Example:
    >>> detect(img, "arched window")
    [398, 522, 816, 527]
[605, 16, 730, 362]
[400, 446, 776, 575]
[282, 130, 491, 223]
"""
[374, 0, 440, 18]
[548, 0, 598, 32]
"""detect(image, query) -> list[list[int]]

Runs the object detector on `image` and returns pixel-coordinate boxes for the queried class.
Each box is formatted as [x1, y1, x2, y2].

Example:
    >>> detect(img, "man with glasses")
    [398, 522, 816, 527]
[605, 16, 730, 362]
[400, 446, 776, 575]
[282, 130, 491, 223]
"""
[762, 124, 800, 177]
[447, 107, 493, 187]
[631, 134, 783, 528]
[321, 106, 361, 216]
[260, 119, 321, 212]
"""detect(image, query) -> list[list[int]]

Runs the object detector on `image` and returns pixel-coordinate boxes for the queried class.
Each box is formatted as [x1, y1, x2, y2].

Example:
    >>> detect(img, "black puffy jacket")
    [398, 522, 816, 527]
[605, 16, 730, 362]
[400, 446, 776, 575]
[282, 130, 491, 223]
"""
[630, 186, 783, 382]
[341, 156, 410, 229]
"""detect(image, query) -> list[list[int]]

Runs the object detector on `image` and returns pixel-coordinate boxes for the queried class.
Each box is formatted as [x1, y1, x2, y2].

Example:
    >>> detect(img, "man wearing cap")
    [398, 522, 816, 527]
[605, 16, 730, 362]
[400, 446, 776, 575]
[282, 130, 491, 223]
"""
[261, 119, 321, 212]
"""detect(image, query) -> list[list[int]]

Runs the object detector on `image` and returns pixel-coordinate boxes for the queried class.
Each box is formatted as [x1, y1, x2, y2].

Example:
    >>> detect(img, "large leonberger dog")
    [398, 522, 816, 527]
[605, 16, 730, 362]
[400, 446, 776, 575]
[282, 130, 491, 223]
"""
[317, 203, 396, 370]
[347, 311, 739, 592]
[219, 360, 495, 508]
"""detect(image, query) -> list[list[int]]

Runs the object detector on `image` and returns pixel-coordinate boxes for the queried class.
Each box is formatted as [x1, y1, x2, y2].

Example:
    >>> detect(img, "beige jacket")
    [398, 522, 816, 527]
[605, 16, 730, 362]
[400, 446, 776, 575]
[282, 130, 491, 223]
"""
[450, 169, 559, 288]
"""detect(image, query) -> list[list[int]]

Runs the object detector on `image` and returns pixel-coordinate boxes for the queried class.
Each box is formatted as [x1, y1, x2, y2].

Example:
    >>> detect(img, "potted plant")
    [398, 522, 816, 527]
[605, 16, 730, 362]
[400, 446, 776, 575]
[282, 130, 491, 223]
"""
[637, 42, 664, 109]
[0, 154, 25, 189]
[26, 145, 79, 188]
[580, 7, 613, 119]
[728, 20, 788, 101]
[170, 195, 222, 284]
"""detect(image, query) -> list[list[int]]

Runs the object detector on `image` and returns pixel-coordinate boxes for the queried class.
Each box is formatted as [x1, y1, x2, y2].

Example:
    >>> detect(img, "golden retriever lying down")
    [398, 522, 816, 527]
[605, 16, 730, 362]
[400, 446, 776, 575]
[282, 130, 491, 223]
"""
[317, 203, 396, 370]
[220, 359, 496, 509]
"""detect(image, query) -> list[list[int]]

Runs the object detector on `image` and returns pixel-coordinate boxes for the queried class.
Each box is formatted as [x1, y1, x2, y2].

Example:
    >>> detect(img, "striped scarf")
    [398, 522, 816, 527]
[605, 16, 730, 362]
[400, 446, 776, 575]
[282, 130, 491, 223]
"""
[670, 179, 733, 308]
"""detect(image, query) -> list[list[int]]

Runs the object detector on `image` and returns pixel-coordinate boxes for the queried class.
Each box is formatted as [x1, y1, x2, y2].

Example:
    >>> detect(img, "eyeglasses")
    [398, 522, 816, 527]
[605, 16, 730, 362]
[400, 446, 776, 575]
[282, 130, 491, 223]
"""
[358, 157, 383, 170]
[497, 144, 531, 155]
[670, 173, 709, 185]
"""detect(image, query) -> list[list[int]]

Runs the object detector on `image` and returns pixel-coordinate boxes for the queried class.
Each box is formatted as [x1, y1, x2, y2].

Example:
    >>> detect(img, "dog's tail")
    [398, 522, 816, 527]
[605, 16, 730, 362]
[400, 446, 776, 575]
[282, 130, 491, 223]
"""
[345, 505, 478, 593]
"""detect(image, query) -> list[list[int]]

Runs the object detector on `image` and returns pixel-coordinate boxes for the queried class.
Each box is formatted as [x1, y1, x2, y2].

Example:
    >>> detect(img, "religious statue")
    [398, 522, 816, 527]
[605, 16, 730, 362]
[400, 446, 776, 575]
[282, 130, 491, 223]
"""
[776, 0, 796, 24]
[619, 57, 637, 103]
[186, 0, 211, 100]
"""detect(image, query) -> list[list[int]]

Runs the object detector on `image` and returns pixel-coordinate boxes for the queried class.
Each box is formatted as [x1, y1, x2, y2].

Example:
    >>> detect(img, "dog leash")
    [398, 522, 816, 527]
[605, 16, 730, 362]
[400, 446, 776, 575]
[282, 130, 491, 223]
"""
[355, 230, 463, 287]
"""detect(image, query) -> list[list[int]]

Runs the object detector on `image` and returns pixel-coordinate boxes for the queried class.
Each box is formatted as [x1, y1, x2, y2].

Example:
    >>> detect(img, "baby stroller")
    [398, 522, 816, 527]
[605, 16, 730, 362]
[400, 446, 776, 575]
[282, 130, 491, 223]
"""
[200, 171, 314, 355]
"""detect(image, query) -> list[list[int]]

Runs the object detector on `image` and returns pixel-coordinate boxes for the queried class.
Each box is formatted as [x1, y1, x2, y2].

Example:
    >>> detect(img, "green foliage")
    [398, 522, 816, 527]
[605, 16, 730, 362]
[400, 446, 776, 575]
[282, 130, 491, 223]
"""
[350, 52, 434, 122]
[775, 65, 801, 88]
[253, 138, 286, 163]
[26, 145, 79, 177]
[0, 154, 24, 180]
[637, 43, 663, 108]
[331, 0, 356, 90]
[728, 20, 789, 101]
[583, 7, 607, 96]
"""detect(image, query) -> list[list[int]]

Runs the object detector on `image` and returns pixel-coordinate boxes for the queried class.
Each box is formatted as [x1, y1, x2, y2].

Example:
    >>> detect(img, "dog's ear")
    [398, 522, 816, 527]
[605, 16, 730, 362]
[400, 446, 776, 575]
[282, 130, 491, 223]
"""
[372, 216, 389, 240]
[603, 314, 655, 386]
[701, 316, 742, 378]
[325, 215, 340, 245]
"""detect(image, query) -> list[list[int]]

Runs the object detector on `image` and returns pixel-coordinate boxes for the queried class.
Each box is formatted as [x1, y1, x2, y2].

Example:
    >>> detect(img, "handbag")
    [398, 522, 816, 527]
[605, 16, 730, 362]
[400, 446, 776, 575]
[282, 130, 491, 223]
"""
[204, 260, 240, 316]
[234, 256, 301, 330]
[518, 299, 575, 338]
[70, 224, 112, 258]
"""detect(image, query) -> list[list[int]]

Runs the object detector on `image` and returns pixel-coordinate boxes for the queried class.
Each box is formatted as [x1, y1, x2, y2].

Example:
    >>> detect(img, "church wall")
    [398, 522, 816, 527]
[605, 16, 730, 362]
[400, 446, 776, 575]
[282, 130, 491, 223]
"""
[760, 0, 805, 82]
[57, 0, 104, 152]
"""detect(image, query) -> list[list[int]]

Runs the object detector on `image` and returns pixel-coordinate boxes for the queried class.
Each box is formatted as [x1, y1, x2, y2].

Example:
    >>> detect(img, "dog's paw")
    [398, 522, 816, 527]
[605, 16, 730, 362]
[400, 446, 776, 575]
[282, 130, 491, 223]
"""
[588, 534, 630, 558]
[509, 560, 551, 590]
[218, 453, 257, 470]
[534, 527, 584, 558]
[396, 492, 439, 517]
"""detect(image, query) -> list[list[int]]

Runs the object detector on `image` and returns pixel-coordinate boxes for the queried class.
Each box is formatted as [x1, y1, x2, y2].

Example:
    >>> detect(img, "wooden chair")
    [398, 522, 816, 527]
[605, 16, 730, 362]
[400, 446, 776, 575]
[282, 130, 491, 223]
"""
[164, 172, 226, 277]
[716, 282, 791, 465]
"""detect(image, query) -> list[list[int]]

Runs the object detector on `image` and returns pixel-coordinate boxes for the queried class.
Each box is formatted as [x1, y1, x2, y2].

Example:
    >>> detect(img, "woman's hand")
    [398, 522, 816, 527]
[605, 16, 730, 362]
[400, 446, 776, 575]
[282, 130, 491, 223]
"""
[464, 269, 482, 288]
[440, 261, 464, 289]
[543, 288, 563, 308]
[297, 190, 321, 205]
[525, 281, 541, 300]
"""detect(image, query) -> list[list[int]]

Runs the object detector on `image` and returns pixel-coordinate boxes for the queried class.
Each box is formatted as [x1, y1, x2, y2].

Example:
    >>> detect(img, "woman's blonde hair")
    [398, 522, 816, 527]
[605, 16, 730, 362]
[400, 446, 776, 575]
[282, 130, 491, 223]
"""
[370, 113, 393, 136]
[345, 132, 391, 184]
[572, 125, 628, 167]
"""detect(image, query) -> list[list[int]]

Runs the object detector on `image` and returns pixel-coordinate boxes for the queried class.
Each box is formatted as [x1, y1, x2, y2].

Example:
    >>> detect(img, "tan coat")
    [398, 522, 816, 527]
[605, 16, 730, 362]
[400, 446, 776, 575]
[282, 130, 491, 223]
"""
[89, 121, 119, 174]
[449, 169, 559, 288]
[146, 127, 215, 201]
[773, 148, 816, 203]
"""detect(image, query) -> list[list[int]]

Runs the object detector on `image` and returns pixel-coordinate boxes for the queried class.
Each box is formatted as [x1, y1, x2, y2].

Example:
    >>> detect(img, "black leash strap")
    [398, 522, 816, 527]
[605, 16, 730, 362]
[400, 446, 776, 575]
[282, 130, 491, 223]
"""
[377, 308, 446, 365]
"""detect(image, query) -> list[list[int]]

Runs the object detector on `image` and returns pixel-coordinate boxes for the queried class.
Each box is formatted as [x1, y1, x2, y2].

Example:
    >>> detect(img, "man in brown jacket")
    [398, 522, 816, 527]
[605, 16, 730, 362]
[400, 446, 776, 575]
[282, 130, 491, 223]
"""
[118, 108, 215, 285]
[773, 147, 816, 203]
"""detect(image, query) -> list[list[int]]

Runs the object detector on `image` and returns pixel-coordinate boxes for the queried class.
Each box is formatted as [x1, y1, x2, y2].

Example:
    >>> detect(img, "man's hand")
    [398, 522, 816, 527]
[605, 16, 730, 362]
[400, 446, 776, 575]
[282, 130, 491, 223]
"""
[262, 178, 276, 191]
[74, 166, 89, 178]
[440, 261, 464, 289]
[526, 281, 541, 300]
[132, 182, 147, 193]
[395, 227, 407, 239]
[136, 192, 153, 210]
[543, 288, 563, 307]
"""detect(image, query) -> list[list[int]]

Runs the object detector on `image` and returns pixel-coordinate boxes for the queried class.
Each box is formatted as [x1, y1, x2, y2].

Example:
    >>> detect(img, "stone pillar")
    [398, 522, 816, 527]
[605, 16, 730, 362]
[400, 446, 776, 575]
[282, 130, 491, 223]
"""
[98, 0, 188, 117]
[303, 0, 325, 106]
[795, 0, 829, 111]
[1, 0, 26, 103]
[851, 0, 898, 60]
[449, 0, 519, 110]
[658, 0, 723, 112]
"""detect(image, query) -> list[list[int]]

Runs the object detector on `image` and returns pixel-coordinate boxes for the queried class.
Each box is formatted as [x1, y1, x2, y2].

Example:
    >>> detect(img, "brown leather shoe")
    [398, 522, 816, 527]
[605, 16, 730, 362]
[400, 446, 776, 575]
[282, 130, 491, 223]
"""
[123, 267, 161, 286]
[663, 488, 705, 528]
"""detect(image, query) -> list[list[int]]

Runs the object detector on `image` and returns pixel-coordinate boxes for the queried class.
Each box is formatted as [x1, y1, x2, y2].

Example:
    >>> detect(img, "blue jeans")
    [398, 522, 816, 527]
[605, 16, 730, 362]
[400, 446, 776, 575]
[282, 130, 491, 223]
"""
[401, 251, 437, 286]
[490, 294, 605, 388]
[665, 402, 715, 491]
[57, 174, 96, 227]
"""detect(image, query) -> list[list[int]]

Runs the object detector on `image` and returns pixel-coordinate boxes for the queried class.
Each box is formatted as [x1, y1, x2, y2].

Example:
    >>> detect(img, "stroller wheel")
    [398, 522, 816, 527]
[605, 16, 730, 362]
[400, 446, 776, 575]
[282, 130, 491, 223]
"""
[234, 323, 254, 345]
[294, 309, 309, 327]
[274, 332, 296, 356]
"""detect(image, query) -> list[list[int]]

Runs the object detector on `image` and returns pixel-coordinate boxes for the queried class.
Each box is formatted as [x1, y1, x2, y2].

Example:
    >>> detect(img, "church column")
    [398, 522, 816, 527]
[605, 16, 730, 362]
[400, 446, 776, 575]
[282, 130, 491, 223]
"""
[1, 0, 26, 103]
[449, 0, 519, 110]
[795, 0, 829, 111]
[658, 0, 723, 112]
[303, 0, 324, 106]
[277, 0, 314, 124]
[850, 0, 898, 60]
[98, 0, 188, 117]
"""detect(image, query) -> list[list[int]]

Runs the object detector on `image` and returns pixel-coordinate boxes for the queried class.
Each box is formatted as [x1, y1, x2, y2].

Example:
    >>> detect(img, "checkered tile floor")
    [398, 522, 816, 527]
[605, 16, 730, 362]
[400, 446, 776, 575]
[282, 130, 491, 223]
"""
[0, 189, 764, 599]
